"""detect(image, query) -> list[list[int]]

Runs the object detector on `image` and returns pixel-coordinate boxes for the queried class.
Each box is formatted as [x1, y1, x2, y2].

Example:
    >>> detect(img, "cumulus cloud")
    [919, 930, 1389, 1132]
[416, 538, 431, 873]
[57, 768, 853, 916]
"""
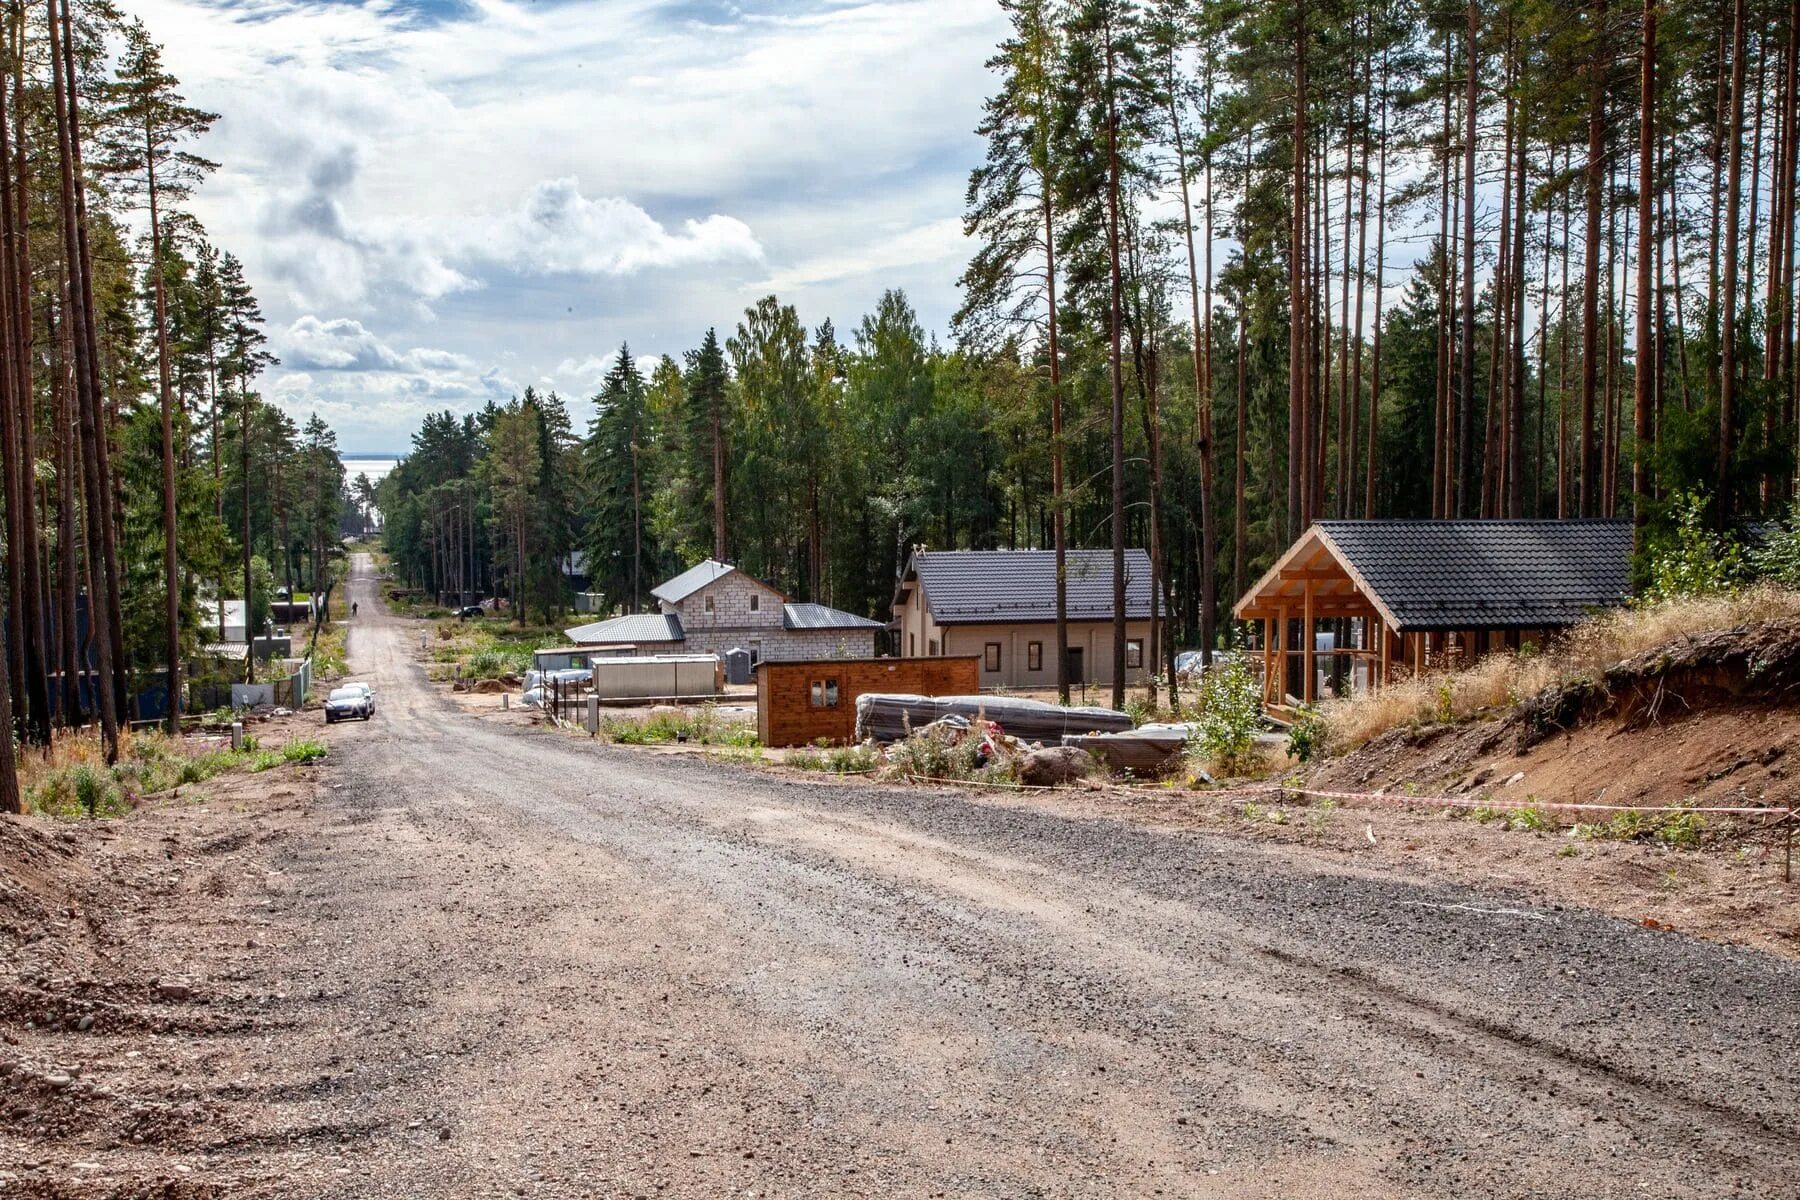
[462, 178, 762, 277]
[135, 0, 1006, 448]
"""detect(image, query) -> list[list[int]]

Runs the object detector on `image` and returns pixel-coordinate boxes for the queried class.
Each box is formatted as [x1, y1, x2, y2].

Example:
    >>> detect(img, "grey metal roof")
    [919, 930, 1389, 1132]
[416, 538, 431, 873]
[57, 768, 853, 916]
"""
[782, 602, 883, 631]
[563, 612, 685, 645]
[907, 549, 1159, 625]
[1315, 519, 1632, 631]
[650, 559, 736, 605]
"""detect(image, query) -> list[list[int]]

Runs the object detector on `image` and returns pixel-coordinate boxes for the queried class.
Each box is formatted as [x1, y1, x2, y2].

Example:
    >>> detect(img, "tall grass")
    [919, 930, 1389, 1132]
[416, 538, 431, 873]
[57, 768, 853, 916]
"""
[1321, 585, 1800, 751]
[20, 728, 329, 820]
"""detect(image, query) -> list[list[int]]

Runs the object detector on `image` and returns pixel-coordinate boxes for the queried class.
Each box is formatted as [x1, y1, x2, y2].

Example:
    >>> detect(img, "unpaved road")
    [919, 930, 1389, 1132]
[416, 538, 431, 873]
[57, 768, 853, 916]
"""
[16, 552, 1800, 1197]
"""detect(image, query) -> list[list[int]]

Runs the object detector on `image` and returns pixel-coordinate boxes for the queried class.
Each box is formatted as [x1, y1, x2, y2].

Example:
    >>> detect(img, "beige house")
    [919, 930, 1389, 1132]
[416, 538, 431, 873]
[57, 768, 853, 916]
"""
[565, 560, 881, 663]
[891, 549, 1159, 690]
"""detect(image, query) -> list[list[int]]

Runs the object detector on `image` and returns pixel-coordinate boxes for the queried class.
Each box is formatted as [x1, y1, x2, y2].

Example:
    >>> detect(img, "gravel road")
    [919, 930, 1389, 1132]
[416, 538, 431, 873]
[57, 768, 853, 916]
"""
[235, 555, 1800, 1197]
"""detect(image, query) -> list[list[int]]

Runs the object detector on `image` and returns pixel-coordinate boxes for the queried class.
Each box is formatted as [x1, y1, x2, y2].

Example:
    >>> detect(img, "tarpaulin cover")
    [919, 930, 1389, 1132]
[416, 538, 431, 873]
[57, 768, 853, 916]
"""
[855, 693, 1134, 744]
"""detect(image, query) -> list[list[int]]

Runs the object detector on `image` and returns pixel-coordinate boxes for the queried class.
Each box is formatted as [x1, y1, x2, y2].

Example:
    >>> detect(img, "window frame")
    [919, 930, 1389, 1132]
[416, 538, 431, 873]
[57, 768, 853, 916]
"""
[984, 642, 1002, 672]
[1126, 638, 1144, 669]
[749, 593, 760, 613]
[809, 677, 840, 708]
[704, 594, 715, 614]
[1027, 641, 1042, 672]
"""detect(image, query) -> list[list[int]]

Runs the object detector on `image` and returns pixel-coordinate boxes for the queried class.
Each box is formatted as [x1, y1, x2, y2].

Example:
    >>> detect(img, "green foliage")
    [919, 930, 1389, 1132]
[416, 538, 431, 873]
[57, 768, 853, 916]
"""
[1190, 656, 1262, 773]
[786, 743, 880, 773]
[1750, 508, 1800, 587]
[599, 706, 756, 748]
[1643, 493, 1745, 602]
[30, 766, 127, 820]
[1284, 704, 1331, 763]
[887, 724, 994, 782]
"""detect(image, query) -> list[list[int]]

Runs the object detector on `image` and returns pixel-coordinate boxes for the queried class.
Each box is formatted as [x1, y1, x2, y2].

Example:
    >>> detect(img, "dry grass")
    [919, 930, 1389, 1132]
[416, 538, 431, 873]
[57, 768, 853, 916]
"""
[1321, 585, 1800, 751]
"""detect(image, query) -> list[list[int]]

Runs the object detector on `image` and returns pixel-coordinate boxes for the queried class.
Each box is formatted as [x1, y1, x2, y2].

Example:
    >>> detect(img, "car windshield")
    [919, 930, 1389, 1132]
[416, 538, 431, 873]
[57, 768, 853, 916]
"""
[328, 688, 361, 702]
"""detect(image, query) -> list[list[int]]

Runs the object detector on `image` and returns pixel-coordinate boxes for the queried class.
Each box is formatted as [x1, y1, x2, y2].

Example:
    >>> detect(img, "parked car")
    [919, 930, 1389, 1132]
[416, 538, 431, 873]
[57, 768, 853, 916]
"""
[324, 684, 375, 723]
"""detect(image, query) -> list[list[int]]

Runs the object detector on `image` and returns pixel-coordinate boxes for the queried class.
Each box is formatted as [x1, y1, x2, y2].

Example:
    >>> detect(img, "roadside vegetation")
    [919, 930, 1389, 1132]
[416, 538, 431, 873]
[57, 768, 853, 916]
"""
[597, 705, 758, 749]
[20, 731, 329, 821]
[424, 619, 561, 683]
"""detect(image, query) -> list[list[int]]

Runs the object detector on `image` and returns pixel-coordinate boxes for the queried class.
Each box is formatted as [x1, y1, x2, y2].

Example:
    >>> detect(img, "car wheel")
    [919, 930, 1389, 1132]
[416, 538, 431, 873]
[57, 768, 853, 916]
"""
[325, 715, 335, 724]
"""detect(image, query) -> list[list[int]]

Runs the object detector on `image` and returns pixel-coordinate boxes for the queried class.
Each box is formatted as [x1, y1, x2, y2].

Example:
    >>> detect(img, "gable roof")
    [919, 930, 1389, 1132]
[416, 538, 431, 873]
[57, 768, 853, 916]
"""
[1235, 520, 1632, 632]
[651, 559, 737, 605]
[782, 602, 883, 631]
[563, 612, 685, 645]
[901, 548, 1159, 625]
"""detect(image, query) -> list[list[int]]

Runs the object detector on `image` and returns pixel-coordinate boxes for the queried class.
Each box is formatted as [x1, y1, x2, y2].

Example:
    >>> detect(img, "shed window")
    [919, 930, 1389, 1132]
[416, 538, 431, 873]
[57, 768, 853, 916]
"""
[810, 678, 840, 708]
[984, 642, 1001, 672]
[750, 593, 760, 612]
[1027, 642, 1042, 671]
[1126, 639, 1144, 669]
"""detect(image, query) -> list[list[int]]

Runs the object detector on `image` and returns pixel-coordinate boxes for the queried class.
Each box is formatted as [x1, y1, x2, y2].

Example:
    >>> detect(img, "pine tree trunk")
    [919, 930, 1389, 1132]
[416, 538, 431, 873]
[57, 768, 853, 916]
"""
[1289, 0, 1310, 539]
[1365, 49, 1389, 520]
[1458, 0, 1479, 519]
[1719, 0, 1748, 517]
[1104, 24, 1128, 710]
[1635, 0, 1658, 547]
[48, 0, 119, 761]
[148, 137, 184, 734]
[1582, 0, 1608, 518]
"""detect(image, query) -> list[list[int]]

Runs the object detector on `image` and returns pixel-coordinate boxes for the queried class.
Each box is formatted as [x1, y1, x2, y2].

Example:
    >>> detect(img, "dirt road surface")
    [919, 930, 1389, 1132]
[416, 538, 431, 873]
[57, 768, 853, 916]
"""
[11, 552, 1800, 1198]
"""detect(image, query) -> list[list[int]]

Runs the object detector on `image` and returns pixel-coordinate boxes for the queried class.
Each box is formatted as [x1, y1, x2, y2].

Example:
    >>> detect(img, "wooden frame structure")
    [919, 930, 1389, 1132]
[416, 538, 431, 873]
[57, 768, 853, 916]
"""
[1233, 523, 1587, 716]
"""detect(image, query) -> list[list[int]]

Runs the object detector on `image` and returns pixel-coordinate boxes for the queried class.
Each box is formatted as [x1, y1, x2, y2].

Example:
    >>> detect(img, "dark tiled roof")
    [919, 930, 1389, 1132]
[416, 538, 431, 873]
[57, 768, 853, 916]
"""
[651, 559, 736, 604]
[1316, 519, 1632, 631]
[782, 602, 883, 631]
[563, 612, 685, 645]
[909, 549, 1159, 625]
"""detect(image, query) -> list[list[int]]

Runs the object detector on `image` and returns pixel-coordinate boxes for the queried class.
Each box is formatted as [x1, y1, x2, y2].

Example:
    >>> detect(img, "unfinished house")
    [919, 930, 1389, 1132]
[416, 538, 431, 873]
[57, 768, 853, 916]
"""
[563, 560, 881, 663]
[1234, 520, 1633, 713]
[891, 548, 1160, 690]
[756, 656, 981, 747]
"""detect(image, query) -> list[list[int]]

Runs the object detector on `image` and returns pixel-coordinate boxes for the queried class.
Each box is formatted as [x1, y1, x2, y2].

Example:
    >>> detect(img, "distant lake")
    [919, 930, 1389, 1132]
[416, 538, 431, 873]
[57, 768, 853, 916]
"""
[342, 454, 402, 487]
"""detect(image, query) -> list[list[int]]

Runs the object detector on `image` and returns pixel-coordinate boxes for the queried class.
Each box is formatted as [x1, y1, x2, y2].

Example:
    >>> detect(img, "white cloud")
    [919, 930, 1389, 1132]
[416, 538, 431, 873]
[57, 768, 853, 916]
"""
[130, 0, 1007, 448]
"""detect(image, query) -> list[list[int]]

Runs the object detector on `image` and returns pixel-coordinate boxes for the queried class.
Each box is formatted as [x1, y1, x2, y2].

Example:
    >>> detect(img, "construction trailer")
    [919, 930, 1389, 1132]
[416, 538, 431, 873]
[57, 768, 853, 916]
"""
[589, 654, 723, 704]
[757, 656, 980, 748]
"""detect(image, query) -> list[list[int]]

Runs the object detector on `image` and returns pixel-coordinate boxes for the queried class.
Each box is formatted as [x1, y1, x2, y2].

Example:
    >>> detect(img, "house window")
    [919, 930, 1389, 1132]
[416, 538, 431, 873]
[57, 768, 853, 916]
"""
[1028, 642, 1042, 672]
[928, 639, 939, 656]
[810, 678, 840, 708]
[909, 633, 916, 656]
[704, 595, 715, 613]
[750, 593, 760, 613]
[984, 642, 1001, 672]
[748, 639, 762, 665]
[1126, 639, 1144, 669]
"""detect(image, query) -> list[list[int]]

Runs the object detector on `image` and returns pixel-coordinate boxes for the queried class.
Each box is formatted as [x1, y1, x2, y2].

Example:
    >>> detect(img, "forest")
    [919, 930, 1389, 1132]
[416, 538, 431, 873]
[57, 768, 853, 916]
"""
[0, 3, 350, 813]
[380, 0, 1798, 703]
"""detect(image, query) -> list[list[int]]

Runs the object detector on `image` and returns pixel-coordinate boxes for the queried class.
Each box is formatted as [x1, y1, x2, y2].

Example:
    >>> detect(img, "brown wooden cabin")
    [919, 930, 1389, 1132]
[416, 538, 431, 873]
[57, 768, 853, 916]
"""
[1233, 520, 1632, 717]
[756, 656, 981, 747]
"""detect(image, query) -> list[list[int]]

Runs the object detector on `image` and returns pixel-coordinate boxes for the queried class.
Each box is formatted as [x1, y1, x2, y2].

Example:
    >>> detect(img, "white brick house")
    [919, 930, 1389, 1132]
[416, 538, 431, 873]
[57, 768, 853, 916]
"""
[564, 560, 880, 662]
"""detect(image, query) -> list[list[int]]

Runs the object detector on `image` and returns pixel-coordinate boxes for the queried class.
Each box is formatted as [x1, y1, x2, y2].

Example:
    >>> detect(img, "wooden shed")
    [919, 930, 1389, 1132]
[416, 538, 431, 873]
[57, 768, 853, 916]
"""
[1233, 520, 1632, 714]
[756, 656, 980, 748]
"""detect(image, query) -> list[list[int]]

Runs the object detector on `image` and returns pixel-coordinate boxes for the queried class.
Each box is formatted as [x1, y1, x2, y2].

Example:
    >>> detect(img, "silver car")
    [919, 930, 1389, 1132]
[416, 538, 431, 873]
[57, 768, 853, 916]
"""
[324, 684, 375, 723]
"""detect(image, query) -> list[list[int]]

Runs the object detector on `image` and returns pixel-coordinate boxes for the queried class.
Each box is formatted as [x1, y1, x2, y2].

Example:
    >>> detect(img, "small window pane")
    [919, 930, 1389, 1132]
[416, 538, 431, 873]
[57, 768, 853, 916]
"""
[984, 642, 1001, 672]
[750, 594, 760, 612]
[823, 678, 839, 707]
[1127, 639, 1144, 669]
[1027, 642, 1042, 671]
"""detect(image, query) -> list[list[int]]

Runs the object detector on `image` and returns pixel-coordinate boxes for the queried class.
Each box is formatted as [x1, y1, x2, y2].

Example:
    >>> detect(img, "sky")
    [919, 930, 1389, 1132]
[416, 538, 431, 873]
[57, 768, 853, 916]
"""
[134, 0, 1011, 452]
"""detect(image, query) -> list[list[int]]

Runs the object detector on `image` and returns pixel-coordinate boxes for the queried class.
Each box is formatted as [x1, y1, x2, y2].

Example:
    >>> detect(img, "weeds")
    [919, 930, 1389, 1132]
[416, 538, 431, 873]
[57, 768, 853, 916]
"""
[598, 705, 757, 748]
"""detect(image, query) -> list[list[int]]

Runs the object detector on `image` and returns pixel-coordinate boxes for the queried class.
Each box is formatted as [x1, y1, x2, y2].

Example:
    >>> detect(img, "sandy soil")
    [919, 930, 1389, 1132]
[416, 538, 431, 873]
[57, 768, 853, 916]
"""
[3, 555, 1798, 1198]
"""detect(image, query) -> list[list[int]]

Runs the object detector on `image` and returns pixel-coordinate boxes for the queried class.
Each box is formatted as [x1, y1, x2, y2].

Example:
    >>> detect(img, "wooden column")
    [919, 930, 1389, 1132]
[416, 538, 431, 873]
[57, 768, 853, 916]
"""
[1275, 605, 1288, 704]
[1378, 620, 1391, 689]
[1302, 580, 1316, 704]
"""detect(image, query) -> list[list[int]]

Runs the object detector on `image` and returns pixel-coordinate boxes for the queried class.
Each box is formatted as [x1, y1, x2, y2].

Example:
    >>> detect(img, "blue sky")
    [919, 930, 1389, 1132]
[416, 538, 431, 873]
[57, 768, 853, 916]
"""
[137, 0, 1009, 451]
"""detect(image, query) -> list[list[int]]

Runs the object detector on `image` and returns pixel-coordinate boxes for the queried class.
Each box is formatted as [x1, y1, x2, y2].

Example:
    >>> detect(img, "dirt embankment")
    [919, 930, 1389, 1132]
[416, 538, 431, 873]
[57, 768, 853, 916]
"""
[1312, 622, 1800, 813]
[0, 763, 325, 1197]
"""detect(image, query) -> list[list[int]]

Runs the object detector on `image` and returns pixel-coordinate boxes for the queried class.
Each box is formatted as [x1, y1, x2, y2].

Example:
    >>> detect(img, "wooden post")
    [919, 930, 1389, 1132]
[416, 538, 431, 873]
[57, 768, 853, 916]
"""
[1378, 620, 1391, 689]
[1276, 606, 1288, 704]
[1303, 581, 1316, 704]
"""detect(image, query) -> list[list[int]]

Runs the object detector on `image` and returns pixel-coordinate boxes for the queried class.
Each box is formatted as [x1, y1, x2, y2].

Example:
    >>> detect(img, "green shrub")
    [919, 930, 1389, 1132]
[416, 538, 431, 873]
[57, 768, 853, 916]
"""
[1191, 656, 1262, 774]
[1285, 704, 1332, 763]
[1644, 491, 1745, 601]
[30, 765, 127, 820]
[888, 723, 987, 781]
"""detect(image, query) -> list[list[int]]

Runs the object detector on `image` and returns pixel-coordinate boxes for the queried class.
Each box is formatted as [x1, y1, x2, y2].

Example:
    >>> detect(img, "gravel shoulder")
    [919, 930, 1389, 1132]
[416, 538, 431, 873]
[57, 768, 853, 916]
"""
[4, 553, 1798, 1198]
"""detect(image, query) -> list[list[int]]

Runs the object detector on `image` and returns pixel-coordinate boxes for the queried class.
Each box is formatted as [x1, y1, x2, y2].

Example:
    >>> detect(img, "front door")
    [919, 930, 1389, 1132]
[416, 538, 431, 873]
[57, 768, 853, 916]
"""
[1065, 646, 1084, 686]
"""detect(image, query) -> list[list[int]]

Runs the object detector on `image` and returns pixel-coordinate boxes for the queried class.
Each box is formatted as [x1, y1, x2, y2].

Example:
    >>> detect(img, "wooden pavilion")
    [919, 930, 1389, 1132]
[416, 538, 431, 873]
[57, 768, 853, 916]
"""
[1233, 520, 1633, 713]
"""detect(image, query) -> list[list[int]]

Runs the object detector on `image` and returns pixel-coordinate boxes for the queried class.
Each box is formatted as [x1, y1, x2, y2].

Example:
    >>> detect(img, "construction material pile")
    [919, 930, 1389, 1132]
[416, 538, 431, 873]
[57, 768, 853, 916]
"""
[855, 693, 1134, 744]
